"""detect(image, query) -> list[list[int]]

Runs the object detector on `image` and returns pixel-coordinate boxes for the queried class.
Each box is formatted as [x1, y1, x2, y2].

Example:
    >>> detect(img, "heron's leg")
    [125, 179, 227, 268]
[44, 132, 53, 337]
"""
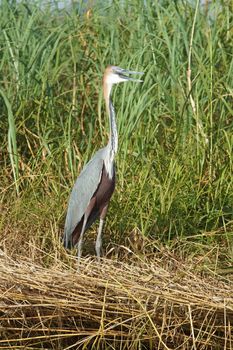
[77, 197, 96, 261]
[96, 204, 109, 260]
[77, 214, 87, 260]
[96, 219, 104, 259]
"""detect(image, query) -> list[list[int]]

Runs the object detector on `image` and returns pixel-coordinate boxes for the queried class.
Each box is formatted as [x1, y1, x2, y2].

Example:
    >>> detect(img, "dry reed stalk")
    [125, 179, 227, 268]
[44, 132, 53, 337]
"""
[0, 250, 232, 349]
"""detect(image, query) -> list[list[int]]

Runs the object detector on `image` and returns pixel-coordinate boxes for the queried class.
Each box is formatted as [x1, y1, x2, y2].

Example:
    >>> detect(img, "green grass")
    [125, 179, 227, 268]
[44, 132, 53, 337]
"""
[0, 0, 232, 256]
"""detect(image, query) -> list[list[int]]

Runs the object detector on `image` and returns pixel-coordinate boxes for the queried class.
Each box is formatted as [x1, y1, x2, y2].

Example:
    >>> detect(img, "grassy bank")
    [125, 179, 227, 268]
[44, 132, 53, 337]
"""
[0, 248, 232, 349]
[0, 0, 233, 348]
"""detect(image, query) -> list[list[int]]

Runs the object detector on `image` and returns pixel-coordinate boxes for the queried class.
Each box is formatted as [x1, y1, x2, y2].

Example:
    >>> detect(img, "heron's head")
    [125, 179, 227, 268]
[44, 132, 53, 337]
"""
[104, 65, 144, 86]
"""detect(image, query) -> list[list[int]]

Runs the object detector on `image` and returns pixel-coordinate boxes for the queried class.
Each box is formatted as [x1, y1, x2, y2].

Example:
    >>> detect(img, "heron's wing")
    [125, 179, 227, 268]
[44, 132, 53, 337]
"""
[63, 148, 107, 248]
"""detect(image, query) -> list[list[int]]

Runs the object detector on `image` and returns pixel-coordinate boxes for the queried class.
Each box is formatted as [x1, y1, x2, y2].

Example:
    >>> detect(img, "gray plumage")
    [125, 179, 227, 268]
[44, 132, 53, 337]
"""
[63, 147, 107, 248]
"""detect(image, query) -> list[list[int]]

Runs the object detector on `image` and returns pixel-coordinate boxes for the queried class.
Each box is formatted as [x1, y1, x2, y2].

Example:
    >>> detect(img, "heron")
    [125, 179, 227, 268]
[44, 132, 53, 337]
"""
[63, 65, 143, 260]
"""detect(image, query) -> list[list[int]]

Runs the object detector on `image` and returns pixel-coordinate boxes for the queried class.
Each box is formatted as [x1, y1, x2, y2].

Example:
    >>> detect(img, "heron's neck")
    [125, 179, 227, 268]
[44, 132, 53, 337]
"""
[104, 83, 118, 158]
[108, 98, 118, 155]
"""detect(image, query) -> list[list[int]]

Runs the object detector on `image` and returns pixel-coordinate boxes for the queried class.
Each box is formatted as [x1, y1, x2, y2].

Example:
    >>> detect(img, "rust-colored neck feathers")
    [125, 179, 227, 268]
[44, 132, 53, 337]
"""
[102, 66, 118, 172]
[103, 66, 113, 108]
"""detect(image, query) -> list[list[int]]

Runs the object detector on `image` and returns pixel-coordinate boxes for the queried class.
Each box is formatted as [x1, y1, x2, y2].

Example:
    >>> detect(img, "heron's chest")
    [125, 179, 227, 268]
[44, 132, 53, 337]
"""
[94, 164, 115, 209]
[103, 153, 115, 180]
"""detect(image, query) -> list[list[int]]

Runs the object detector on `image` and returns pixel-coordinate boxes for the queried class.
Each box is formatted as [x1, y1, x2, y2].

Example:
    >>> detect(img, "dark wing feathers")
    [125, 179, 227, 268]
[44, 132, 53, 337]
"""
[63, 148, 106, 248]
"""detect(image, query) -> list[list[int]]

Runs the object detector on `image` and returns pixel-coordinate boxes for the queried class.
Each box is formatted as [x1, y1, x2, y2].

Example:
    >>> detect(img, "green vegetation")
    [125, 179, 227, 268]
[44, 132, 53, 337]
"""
[1, 0, 232, 245]
[0, 0, 233, 347]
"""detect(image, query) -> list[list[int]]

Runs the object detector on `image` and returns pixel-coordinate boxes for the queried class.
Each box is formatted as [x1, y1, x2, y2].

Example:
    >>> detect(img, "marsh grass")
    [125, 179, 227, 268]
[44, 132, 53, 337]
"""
[1, 0, 232, 240]
[0, 0, 233, 348]
[0, 246, 233, 349]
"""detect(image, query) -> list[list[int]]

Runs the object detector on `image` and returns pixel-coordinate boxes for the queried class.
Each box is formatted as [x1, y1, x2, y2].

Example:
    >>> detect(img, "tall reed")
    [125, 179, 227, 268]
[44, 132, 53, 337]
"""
[0, 0, 232, 245]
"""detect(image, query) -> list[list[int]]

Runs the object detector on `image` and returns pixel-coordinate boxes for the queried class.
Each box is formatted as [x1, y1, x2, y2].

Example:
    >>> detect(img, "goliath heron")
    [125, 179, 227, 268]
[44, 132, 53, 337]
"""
[63, 65, 143, 259]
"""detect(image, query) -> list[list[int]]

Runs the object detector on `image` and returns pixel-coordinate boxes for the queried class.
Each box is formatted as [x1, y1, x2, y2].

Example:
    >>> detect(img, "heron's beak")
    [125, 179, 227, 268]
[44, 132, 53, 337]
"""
[118, 68, 144, 82]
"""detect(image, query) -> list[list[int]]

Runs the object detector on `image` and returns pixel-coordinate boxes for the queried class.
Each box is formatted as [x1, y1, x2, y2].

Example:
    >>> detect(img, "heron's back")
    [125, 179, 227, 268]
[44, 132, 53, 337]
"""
[63, 147, 114, 248]
[71, 163, 115, 246]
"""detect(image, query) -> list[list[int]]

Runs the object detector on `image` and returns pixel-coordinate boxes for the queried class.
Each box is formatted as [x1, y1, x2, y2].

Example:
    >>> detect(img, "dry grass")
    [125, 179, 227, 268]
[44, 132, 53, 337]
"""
[0, 244, 232, 350]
